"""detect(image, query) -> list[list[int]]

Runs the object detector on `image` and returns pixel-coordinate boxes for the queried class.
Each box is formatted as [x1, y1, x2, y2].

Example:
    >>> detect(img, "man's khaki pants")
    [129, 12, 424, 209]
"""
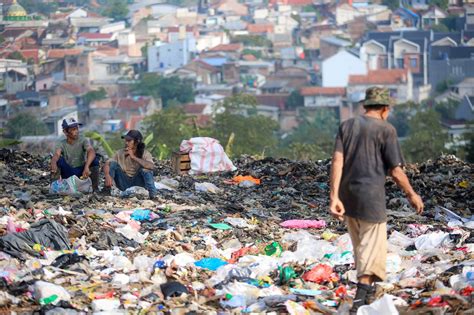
[346, 216, 387, 282]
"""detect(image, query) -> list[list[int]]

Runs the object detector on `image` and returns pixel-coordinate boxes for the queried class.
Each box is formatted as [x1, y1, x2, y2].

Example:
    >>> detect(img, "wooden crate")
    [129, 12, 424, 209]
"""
[171, 151, 191, 174]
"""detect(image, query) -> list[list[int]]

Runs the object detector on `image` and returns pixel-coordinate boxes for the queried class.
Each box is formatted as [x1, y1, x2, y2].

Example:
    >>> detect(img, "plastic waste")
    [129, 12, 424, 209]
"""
[224, 217, 251, 228]
[130, 209, 151, 221]
[209, 222, 232, 230]
[357, 294, 399, 315]
[232, 175, 261, 185]
[302, 264, 334, 283]
[280, 220, 326, 229]
[220, 295, 248, 308]
[415, 231, 451, 250]
[112, 273, 130, 285]
[51, 253, 86, 269]
[160, 281, 189, 298]
[49, 175, 92, 195]
[115, 224, 149, 244]
[34, 281, 71, 306]
[279, 266, 298, 284]
[195, 258, 228, 271]
[195, 182, 221, 193]
[386, 253, 402, 274]
[91, 299, 121, 312]
[264, 241, 283, 257]
[285, 300, 310, 315]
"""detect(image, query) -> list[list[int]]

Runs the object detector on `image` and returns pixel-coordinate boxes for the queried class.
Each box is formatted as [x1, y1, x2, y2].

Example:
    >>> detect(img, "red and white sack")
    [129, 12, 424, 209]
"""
[180, 137, 237, 175]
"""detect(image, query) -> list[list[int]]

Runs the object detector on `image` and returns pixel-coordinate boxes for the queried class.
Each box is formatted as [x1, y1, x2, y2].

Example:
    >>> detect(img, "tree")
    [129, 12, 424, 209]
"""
[6, 113, 49, 139]
[434, 99, 459, 121]
[431, 23, 449, 33]
[389, 101, 418, 138]
[429, 0, 448, 10]
[232, 35, 272, 47]
[402, 109, 448, 162]
[7, 51, 25, 61]
[83, 88, 107, 105]
[102, 0, 129, 21]
[133, 74, 194, 108]
[382, 0, 399, 10]
[19, 0, 58, 16]
[285, 91, 304, 109]
[211, 94, 279, 157]
[278, 108, 339, 160]
[143, 107, 197, 158]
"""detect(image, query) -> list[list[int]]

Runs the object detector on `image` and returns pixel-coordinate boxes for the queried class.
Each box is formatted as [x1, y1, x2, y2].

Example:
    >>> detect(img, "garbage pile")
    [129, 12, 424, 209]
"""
[0, 148, 473, 314]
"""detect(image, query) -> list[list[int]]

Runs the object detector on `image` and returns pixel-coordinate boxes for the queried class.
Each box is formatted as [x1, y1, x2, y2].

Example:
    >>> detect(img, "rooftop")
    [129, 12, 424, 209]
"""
[349, 69, 408, 85]
[300, 87, 346, 96]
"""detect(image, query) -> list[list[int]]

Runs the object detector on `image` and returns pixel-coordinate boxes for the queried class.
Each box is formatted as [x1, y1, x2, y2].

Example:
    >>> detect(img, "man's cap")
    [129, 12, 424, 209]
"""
[122, 130, 143, 141]
[62, 118, 82, 129]
[362, 87, 394, 107]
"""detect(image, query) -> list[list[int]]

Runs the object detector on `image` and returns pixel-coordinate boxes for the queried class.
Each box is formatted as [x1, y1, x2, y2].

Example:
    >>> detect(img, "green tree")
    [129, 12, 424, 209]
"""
[402, 109, 448, 162]
[7, 51, 25, 61]
[102, 0, 129, 21]
[143, 107, 197, 158]
[6, 113, 49, 139]
[434, 99, 459, 121]
[382, 0, 399, 10]
[389, 101, 417, 138]
[279, 108, 338, 160]
[211, 94, 279, 157]
[431, 23, 449, 32]
[285, 90, 304, 109]
[429, 0, 448, 10]
[19, 0, 58, 15]
[83, 88, 107, 105]
[232, 35, 272, 47]
[133, 74, 194, 107]
[466, 131, 474, 163]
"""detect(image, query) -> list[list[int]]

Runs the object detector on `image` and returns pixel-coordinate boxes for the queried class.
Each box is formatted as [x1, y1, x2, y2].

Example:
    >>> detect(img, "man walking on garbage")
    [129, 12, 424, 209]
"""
[103, 130, 157, 199]
[329, 87, 424, 313]
[50, 118, 99, 191]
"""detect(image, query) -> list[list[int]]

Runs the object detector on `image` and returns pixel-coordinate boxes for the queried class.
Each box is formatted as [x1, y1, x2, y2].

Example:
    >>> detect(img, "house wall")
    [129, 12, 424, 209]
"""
[429, 59, 474, 89]
[360, 41, 385, 70]
[393, 40, 419, 64]
[336, 6, 360, 25]
[303, 95, 344, 107]
[148, 39, 196, 71]
[320, 42, 340, 60]
[35, 76, 54, 91]
[455, 98, 474, 121]
[322, 51, 367, 87]
[65, 54, 92, 87]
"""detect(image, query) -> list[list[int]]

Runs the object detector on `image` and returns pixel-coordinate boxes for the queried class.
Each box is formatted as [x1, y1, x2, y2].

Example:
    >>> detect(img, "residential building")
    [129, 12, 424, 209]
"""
[175, 60, 221, 85]
[347, 69, 413, 103]
[421, 6, 448, 28]
[430, 46, 474, 88]
[320, 36, 351, 60]
[322, 50, 367, 88]
[336, 4, 362, 25]
[147, 38, 197, 72]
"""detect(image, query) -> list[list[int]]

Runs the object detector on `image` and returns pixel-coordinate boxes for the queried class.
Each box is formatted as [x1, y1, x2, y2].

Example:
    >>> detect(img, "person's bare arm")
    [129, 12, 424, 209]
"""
[390, 166, 424, 214]
[127, 149, 154, 170]
[50, 148, 62, 173]
[82, 145, 96, 178]
[329, 150, 345, 221]
[103, 160, 113, 187]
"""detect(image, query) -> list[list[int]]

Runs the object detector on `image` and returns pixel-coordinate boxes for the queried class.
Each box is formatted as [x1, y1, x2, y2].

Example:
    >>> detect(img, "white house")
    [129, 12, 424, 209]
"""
[322, 50, 367, 87]
[147, 38, 197, 72]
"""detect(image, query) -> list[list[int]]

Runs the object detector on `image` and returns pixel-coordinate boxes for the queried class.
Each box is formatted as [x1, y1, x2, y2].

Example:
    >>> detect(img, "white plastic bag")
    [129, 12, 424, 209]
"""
[357, 294, 399, 315]
[49, 175, 91, 195]
[180, 137, 236, 174]
[34, 281, 71, 305]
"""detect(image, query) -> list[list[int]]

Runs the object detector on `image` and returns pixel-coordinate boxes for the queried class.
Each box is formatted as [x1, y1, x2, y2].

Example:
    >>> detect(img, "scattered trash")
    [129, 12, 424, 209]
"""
[0, 150, 472, 313]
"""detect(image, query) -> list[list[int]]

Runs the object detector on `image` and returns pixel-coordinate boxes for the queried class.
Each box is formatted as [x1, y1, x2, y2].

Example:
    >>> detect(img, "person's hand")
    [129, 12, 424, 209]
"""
[126, 147, 136, 160]
[82, 166, 91, 179]
[408, 193, 424, 215]
[105, 175, 113, 187]
[51, 163, 58, 174]
[329, 198, 345, 221]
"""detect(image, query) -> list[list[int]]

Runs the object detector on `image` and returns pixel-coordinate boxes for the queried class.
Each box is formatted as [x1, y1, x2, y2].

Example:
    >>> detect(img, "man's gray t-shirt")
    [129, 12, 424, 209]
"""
[55, 137, 89, 168]
[334, 115, 404, 223]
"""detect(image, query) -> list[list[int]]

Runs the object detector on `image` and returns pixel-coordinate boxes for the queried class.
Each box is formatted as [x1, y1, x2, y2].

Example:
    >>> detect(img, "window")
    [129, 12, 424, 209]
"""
[410, 57, 417, 68]
[106, 64, 120, 75]
[396, 58, 404, 68]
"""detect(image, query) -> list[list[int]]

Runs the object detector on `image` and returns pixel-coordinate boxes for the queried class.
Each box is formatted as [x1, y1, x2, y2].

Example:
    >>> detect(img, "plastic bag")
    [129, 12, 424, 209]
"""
[49, 175, 91, 195]
[180, 137, 237, 174]
[302, 264, 333, 283]
[357, 294, 399, 315]
[34, 281, 71, 306]
[280, 220, 326, 229]
[195, 258, 228, 271]
[195, 182, 221, 193]
[415, 232, 451, 250]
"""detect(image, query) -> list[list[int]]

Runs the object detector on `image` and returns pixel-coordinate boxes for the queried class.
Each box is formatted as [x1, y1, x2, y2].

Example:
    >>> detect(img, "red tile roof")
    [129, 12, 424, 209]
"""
[270, 0, 313, 5]
[115, 98, 151, 110]
[184, 104, 207, 115]
[300, 87, 346, 96]
[209, 43, 243, 52]
[19, 49, 39, 63]
[349, 69, 408, 85]
[193, 60, 219, 72]
[79, 33, 113, 40]
[247, 24, 274, 34]
[166, 26, 195, 33]
[47, 48, 83, 59]
[255, 94, 289, 110]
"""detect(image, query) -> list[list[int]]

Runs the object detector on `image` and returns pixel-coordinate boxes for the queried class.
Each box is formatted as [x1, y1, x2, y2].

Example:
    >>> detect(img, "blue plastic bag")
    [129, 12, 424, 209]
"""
[131, 209, 151, 221]
[194, 258, 227, 271]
